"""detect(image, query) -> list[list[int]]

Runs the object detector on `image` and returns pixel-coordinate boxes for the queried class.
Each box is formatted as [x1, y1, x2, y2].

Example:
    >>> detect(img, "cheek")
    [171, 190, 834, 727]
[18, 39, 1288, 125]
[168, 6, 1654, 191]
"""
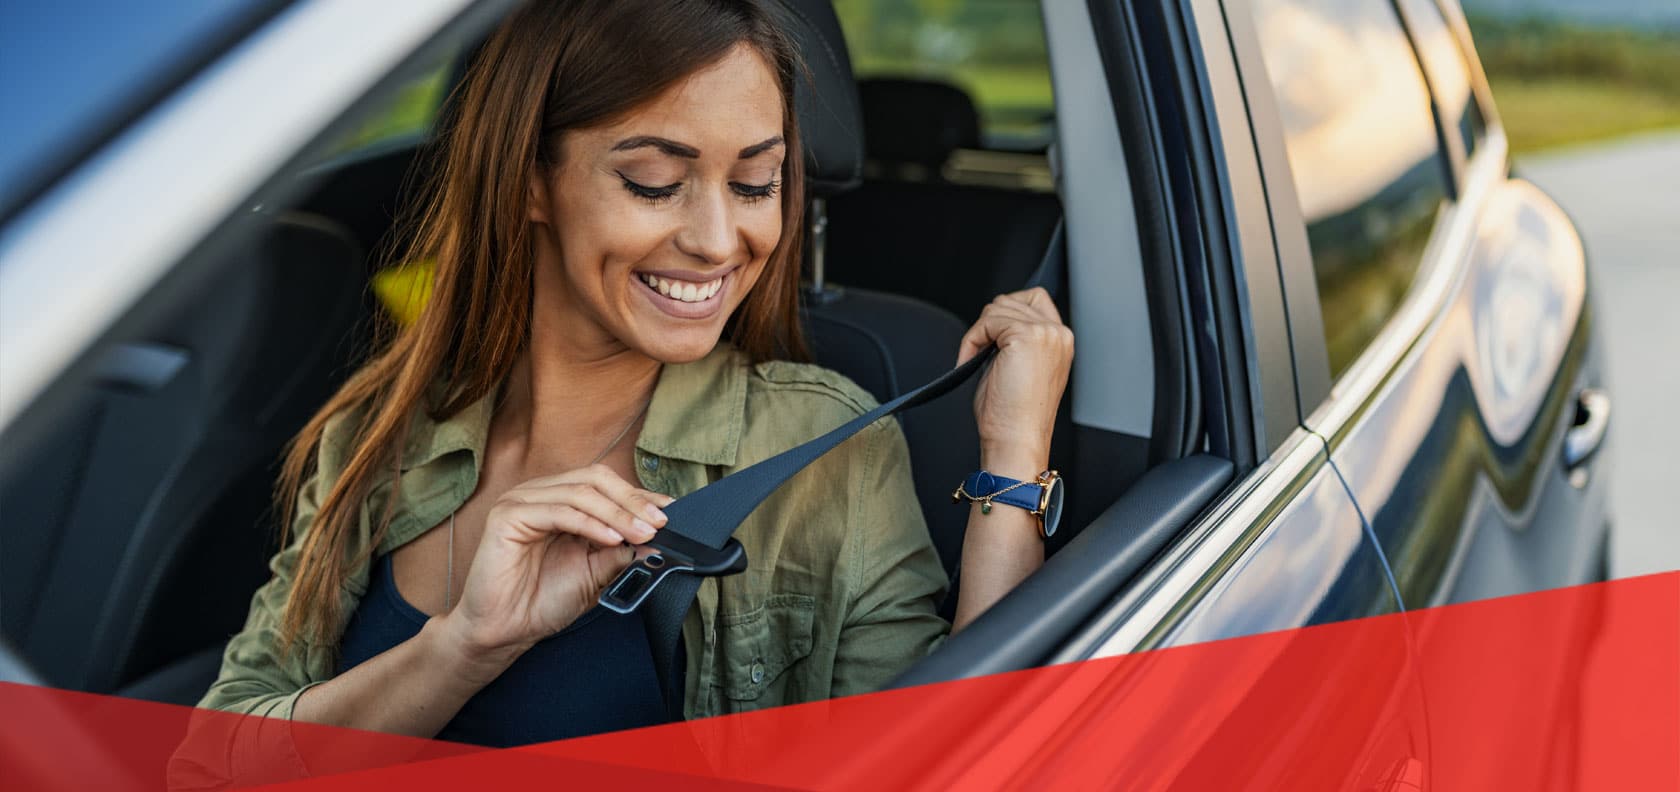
[561, 207, 666, 290]
[736, 208, 785, 292]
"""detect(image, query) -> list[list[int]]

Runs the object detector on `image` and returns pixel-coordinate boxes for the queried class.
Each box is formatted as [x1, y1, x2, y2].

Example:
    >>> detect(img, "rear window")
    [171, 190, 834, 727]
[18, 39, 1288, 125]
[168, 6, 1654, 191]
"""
[833, 0, 1054, 150]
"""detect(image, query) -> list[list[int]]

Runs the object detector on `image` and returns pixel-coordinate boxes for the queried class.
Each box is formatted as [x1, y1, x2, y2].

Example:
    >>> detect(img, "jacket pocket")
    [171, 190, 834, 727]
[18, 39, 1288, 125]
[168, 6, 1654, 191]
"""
[714, 594, 816, 707]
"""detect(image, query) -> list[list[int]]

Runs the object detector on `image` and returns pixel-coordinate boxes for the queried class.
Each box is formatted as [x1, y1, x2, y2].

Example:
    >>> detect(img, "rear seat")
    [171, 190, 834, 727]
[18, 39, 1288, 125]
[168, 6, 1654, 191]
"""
[825, 77, 1063, 323]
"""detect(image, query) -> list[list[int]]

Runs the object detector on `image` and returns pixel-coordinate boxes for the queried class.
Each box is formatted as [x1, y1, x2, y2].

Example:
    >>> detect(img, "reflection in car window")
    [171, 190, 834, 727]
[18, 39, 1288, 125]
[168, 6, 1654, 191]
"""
[1250, 0, 1451, 379]
[1395, 0, 1486, 159]
[832, 0, 1053, 150]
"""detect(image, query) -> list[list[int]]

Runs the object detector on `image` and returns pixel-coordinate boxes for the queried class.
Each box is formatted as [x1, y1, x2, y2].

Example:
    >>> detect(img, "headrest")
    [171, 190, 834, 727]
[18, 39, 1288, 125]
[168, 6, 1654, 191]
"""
[774, 0, 863, 196]
[859, 78, 981, 168]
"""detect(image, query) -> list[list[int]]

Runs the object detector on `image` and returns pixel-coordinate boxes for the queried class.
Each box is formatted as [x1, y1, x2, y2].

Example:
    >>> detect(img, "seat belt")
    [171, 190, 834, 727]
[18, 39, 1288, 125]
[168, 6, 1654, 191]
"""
[603, 221, 1065, 718]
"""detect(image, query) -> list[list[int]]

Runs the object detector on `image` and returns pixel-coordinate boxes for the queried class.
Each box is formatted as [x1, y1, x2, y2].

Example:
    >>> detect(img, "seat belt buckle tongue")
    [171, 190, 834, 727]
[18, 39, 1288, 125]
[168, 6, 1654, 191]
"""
[597, 534, 747, 614]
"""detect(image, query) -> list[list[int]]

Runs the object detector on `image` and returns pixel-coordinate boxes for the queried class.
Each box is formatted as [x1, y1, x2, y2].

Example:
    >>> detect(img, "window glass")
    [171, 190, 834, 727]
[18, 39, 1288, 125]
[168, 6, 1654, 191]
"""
[832, 0, 1054, 150]
[333, 60, 453, 154]
[1250, 0, 1452, 379]
[1396, 0, 1485, 158]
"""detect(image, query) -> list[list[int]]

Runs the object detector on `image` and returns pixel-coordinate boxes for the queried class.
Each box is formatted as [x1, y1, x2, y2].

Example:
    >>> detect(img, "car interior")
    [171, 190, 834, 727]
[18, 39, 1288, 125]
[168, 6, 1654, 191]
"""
[0, 0, 1226, 710]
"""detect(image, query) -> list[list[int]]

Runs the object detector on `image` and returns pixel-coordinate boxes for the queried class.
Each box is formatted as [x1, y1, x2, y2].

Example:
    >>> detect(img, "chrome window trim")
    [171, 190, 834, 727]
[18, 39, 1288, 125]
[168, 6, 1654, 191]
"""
[0, 0, 485, 432]
[1054, 426, 1327, 660]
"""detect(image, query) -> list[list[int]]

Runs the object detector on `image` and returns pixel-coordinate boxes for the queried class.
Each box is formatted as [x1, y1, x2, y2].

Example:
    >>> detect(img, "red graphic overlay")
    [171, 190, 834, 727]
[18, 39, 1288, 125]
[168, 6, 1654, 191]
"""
[2, 572, 1674, 790]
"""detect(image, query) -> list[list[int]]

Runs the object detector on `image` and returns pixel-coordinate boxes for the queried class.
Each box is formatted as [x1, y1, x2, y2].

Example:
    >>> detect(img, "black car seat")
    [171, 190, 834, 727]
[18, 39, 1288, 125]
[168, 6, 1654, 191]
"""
[827, 77, 1063, 323]
[778, 0, 988, 594]
[0, 213, 367, 703]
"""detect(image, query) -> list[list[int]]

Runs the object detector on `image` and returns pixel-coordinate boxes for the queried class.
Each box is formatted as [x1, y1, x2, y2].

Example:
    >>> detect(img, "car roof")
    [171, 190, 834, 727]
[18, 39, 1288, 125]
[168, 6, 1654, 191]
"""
[0, 0, 286, 222]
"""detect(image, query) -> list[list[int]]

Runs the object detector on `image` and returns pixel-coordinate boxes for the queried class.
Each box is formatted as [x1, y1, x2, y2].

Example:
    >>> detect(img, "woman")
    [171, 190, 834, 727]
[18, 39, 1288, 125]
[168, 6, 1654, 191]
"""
[197, 0, 1072, 749]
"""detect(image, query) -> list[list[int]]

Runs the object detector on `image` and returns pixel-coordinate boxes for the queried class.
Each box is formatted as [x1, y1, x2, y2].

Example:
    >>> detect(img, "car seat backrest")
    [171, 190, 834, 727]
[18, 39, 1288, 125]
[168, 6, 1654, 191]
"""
[858, 77, 981, 171]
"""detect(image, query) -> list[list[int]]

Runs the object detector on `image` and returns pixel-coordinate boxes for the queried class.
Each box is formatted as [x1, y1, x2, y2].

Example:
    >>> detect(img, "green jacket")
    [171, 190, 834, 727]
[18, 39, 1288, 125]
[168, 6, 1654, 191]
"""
[198, 343, 950, 725]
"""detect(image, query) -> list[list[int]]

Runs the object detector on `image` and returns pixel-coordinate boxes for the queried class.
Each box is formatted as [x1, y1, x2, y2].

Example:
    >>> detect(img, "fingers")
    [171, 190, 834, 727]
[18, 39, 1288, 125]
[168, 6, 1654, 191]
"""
[489, 499, 629, 546]
[958, 288, 1069, 365]
[497, 464, 674, 546]
[584, 542, 642, 592]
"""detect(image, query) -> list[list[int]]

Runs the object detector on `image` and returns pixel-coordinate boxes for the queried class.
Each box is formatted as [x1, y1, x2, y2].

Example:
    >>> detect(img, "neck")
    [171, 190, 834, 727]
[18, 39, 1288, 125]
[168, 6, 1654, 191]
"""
[496, 324, 662, 474]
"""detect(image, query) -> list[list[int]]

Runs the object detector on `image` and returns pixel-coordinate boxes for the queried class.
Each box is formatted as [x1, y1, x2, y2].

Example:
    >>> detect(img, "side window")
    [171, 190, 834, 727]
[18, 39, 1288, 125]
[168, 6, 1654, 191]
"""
[1396, 0, 1486, 159]
[1250, 0, 1452, 379]
[831, 0, 1054, 151]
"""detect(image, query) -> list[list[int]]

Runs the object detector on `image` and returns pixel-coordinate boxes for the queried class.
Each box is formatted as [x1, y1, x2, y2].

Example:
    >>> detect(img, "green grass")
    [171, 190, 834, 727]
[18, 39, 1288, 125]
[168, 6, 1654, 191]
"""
[1488, 77, 1680, 154]
[1469, 15, 1680, 153]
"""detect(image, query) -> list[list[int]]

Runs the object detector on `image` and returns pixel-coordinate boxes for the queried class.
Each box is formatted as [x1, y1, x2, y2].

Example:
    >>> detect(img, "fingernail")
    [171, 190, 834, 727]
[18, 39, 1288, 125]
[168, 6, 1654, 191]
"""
[643, 504, 667, 524]
[632, 518, 655, 538]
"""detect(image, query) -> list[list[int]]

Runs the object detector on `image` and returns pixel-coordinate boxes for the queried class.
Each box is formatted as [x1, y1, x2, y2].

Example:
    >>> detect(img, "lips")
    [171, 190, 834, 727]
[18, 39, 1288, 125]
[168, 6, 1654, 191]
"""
[633, 268, 731, 320]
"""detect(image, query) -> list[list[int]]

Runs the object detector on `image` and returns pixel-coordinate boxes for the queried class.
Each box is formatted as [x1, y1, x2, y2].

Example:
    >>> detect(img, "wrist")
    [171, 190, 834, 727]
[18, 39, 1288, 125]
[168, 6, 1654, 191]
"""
[423, 613, 523, 689]
[979, 444, 1049, 482]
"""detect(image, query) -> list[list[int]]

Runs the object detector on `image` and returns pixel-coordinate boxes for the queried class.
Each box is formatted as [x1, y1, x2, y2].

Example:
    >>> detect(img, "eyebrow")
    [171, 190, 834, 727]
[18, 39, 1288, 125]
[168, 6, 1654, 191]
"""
[737, 136, 784, 159]
[610, 135, 784, 160]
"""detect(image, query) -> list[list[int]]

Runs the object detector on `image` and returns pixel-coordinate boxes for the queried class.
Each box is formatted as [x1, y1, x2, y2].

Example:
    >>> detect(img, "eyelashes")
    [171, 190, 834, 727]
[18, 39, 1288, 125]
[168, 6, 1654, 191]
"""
[732, 179, 780, 203]
[617, 173, 780, 205]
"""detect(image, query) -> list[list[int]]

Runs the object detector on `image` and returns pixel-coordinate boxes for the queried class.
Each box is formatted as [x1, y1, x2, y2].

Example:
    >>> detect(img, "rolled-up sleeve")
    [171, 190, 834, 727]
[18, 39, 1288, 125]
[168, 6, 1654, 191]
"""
[829, 420, 950, 697]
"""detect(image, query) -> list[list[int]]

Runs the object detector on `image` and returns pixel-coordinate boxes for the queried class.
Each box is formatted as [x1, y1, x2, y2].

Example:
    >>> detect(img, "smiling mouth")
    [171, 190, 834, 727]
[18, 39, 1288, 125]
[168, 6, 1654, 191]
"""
[638, 273, 724, 304]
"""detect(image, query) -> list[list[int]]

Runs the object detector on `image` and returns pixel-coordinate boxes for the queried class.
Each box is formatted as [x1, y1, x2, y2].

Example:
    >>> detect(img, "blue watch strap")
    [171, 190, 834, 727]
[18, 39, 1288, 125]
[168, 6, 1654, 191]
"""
[961, 470, 1043, 513]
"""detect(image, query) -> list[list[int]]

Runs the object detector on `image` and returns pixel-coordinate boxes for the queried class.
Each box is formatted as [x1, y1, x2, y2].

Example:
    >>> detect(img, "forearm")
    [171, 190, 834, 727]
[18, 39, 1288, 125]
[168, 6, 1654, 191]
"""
[291, 615, 514, 738]
[951, 449, 1046, 631]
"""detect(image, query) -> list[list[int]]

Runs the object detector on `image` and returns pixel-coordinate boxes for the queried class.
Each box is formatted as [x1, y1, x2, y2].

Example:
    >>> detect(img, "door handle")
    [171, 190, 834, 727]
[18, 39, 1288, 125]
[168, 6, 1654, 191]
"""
[1562, 388, 1610, 470]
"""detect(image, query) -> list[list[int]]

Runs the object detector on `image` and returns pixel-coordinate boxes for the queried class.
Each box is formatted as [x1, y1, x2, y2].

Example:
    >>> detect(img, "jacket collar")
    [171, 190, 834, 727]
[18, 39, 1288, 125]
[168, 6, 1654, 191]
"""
[398, 343, 748, 473]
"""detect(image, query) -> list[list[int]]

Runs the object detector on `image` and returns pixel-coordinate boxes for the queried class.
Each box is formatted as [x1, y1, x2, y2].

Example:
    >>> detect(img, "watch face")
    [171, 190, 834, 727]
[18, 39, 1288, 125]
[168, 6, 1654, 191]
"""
[1041, 475, 1065, 538]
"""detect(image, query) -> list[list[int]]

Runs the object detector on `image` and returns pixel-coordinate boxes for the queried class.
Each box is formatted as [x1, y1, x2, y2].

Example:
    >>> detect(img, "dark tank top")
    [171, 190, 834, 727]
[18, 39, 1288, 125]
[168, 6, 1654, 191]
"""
[336, 554, 668, 746]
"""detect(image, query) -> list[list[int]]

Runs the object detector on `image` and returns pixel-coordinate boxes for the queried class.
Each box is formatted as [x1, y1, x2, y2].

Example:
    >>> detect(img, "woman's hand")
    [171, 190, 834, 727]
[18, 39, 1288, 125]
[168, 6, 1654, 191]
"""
[435, 464, 673, 679]
[956, 287, 1074, 480]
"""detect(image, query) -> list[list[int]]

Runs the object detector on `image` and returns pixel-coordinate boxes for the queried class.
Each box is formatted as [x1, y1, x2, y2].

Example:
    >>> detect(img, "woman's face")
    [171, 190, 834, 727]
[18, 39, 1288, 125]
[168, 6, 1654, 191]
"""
[528, 43, 787, 363]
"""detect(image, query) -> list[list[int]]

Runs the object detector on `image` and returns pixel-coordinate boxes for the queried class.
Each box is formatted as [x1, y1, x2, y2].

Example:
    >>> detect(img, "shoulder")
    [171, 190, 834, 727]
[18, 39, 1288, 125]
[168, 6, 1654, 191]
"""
[745, 358, 880, 423]
[733, 354, 908, 481]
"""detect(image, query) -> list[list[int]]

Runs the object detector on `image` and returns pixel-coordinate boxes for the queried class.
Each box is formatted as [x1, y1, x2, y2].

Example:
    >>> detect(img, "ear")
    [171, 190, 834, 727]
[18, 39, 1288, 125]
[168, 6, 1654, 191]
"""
[526, 167, 552, 226]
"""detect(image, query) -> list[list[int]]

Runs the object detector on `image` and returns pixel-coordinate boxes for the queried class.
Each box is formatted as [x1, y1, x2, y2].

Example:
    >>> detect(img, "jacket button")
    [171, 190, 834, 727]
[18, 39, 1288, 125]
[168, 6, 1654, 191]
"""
[750, 660, 765, 685]
[641, 456, 659, 471]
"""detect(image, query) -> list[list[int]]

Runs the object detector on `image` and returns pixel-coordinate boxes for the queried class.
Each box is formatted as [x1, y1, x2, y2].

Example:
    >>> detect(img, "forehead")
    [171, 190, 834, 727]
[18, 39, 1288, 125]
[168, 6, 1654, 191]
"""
[587, 44, 784, 151]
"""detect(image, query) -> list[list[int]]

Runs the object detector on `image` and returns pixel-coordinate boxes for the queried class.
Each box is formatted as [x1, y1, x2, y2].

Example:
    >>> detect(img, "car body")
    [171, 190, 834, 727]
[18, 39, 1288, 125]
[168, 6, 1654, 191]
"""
[0, 0, 1610, 788]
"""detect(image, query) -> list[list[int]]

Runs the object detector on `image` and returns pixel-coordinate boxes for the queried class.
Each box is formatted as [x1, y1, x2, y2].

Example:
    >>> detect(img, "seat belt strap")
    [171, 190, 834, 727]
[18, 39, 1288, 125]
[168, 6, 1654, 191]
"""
[612, 220, 1065, 718]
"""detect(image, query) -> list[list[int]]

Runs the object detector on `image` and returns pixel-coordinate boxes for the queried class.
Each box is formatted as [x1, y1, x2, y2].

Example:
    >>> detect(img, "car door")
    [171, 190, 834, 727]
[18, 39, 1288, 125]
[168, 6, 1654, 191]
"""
[1247, 0, 1610, 615]
[1233, 1, 1609, 788]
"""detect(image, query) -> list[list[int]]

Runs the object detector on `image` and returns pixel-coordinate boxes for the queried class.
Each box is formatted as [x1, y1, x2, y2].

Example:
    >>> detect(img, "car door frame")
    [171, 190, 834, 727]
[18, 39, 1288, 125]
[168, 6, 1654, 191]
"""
[1047, 0, 1385, 662]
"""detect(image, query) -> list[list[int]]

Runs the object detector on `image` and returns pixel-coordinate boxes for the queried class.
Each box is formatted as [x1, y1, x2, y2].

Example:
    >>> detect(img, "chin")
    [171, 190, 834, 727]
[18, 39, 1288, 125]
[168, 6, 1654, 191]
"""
[632, 324, 729, 364]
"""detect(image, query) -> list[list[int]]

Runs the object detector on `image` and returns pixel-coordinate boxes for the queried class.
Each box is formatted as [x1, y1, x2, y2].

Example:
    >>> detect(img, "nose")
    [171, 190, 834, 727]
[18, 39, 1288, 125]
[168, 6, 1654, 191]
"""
[674, 186, 738, 267]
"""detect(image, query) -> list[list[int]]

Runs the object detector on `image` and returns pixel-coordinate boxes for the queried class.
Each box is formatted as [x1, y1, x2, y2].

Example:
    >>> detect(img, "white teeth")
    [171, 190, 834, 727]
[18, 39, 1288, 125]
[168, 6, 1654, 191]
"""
[639, 273, 724, 303]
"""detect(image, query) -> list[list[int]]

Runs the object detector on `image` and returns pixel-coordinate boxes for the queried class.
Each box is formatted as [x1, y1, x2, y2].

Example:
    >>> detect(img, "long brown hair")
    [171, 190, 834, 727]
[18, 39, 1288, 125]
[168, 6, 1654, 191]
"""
[276, 0, 808, 649]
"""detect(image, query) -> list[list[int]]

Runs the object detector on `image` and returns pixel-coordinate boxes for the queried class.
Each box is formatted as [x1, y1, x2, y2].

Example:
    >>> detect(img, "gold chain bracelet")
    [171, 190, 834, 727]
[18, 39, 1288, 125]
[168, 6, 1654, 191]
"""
[951, 476, 1037, 514]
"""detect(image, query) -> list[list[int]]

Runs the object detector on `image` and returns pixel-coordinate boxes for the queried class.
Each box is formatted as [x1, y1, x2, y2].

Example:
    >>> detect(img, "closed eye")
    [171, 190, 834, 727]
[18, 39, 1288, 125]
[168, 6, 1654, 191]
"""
[731, 179, 780, 203]
[619, 173, 681, 203]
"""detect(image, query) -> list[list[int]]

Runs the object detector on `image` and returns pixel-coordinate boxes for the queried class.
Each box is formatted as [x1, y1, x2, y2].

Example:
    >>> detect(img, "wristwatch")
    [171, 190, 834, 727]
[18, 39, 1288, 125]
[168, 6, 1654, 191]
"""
[952, 469, 1066, 539]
